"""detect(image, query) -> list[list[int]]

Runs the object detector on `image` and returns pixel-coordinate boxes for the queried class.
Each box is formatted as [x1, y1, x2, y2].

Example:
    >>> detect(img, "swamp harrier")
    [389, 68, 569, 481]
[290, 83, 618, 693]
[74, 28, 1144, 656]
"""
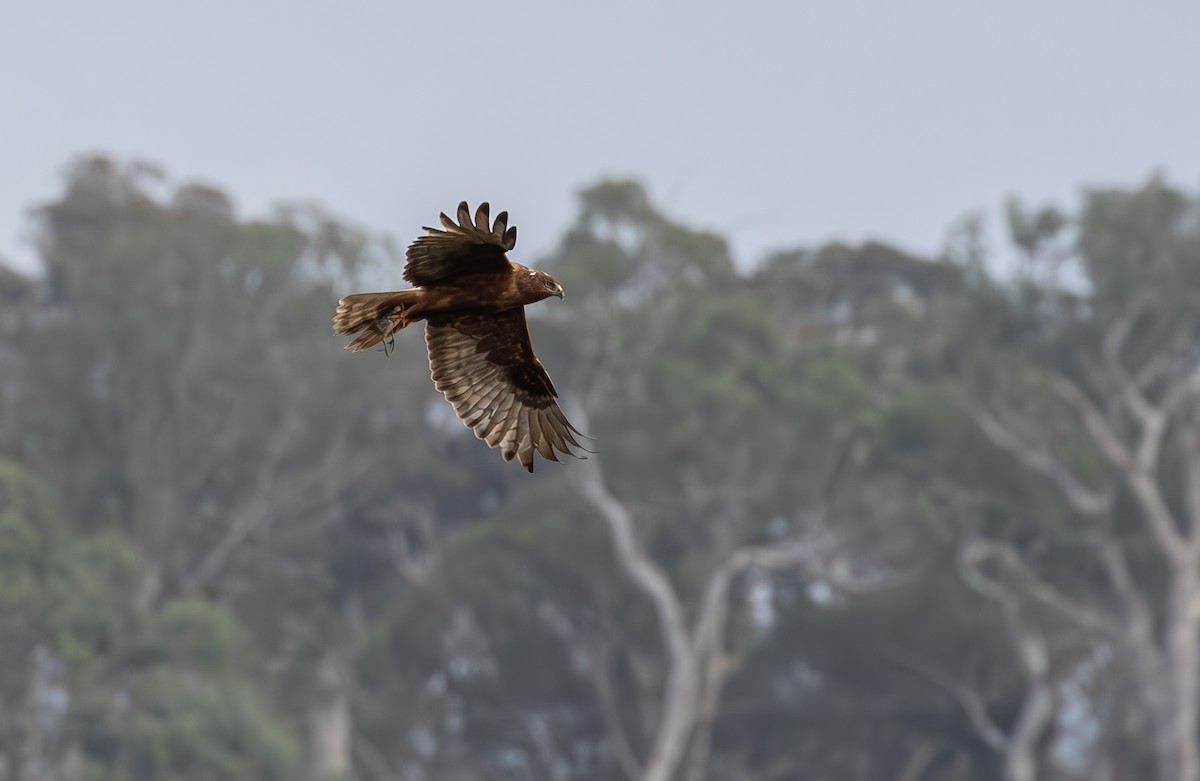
[333, 202, 587, 472]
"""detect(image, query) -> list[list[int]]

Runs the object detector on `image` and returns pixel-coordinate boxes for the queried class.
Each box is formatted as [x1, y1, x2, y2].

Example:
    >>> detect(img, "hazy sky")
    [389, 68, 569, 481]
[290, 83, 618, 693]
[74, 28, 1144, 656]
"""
[4, 1, 1199, 271]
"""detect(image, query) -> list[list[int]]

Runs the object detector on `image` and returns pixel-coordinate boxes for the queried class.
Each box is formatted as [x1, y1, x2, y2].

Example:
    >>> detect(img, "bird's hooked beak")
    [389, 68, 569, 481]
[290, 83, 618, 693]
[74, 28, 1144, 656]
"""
[554, 284, 565, 300]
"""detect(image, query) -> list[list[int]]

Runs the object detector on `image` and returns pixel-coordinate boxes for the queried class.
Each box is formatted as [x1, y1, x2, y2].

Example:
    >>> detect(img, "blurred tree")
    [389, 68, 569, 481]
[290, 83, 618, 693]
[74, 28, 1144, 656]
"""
[953, 178, 1200, 781]
[4, 156, 1198, 781]
[6, 155, 492, 780]
[359, 182, 981, 781]
[0, 460, 63, 780]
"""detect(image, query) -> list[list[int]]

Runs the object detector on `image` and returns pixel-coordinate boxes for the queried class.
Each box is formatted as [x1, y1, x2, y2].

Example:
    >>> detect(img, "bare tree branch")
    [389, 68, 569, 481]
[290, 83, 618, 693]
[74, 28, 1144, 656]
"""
[591, 644, 645, 781]
[682, 539, 823, 781]
[1002, 608, 1057, 781]
[183, 416, 374, 596]
[572, 448, 690, 674]
[1161, 367, 1200, 418]
[968, 403, 1112, 518]
[1052, 377, 1185, 555]
[570, 422, 698, 781]
[896, 741, 939, 781]
[1102, 296, 1158, 431]
[1166, 374, 1200, 552]
[1086, 531, 1155, 647]
[571, 401, 856, 781]
[956, 539, 1063, 781]
[1099, 302, 1200, 477]
[1188, 425, 1200, 556]
[889, 648, 1007, 752]
[539, 609, 643, 781]
[959, 538, 1118, 637]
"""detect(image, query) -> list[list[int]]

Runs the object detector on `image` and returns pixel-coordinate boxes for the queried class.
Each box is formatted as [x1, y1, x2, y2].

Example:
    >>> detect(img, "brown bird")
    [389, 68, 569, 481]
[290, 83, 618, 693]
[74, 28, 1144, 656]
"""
[333, 202, 588, 472]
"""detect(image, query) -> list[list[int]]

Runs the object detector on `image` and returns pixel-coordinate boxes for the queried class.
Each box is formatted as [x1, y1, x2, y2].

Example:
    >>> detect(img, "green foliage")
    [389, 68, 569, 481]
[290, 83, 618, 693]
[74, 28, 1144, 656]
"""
[52, 531, 142, 668]
[1006, 196, 1066, 258]
[147, 600, 245, 672]
[80, 673, 300, 781]
[0, 459, 58, 612]
[1079, 177, 1197, 305]
[363, 492, 627, 763]
[577, 179, 656, 227]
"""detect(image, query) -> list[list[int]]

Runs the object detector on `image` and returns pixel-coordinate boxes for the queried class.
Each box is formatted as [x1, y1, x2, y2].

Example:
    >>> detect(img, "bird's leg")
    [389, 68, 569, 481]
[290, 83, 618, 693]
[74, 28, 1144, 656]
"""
[374, 306, 409, 356]
[373, 316, 394, 356]
[393, 305, 410, 330]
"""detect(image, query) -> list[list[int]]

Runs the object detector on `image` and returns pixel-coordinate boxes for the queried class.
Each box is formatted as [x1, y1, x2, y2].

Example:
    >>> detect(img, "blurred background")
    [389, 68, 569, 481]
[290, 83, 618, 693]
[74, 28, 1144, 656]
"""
[3, 2, 1200, 780]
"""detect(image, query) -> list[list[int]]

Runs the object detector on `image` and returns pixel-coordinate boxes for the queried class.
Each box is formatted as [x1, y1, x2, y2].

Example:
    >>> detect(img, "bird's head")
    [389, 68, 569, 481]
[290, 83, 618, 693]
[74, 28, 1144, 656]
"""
[533, 270, 565, 301]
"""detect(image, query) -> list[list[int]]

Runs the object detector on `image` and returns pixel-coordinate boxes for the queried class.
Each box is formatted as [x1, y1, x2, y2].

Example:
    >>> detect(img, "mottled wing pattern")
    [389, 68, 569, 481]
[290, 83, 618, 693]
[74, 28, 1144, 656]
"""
[426, 308, 586, 472]
[403, 201, 518, 286]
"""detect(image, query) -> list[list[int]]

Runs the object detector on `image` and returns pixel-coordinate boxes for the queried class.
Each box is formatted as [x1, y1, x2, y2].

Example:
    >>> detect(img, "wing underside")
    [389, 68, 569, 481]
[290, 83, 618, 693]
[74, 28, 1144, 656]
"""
[425, 309, 587, 471]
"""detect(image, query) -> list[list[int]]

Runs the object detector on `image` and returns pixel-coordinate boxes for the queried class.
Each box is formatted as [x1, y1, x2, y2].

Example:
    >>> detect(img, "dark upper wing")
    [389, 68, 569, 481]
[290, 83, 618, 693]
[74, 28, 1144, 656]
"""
[425, 307, 587, 472]
[403, 201, 517, 287]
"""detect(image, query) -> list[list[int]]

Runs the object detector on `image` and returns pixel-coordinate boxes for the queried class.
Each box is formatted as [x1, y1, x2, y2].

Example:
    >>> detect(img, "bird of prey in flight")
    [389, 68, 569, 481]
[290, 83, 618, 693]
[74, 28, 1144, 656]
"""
[334, 202, 587, 471]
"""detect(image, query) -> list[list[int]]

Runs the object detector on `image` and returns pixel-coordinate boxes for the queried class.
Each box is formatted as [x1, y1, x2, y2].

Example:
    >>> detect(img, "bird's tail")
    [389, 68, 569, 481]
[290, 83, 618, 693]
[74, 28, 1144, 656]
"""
[333, 290, 423, 352]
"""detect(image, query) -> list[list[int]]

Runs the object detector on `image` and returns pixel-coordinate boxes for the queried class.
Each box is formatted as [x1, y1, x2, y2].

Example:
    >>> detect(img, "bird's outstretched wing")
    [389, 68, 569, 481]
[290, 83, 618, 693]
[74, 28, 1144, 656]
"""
[403, 201, 517, 286]
[425, 308, 587, 472]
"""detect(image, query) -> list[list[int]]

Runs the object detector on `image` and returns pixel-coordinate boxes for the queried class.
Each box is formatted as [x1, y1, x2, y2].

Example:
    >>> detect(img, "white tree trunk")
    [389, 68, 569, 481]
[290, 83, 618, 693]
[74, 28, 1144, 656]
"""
[571, 408, 827, 781]
[310, 653, 352, 780]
